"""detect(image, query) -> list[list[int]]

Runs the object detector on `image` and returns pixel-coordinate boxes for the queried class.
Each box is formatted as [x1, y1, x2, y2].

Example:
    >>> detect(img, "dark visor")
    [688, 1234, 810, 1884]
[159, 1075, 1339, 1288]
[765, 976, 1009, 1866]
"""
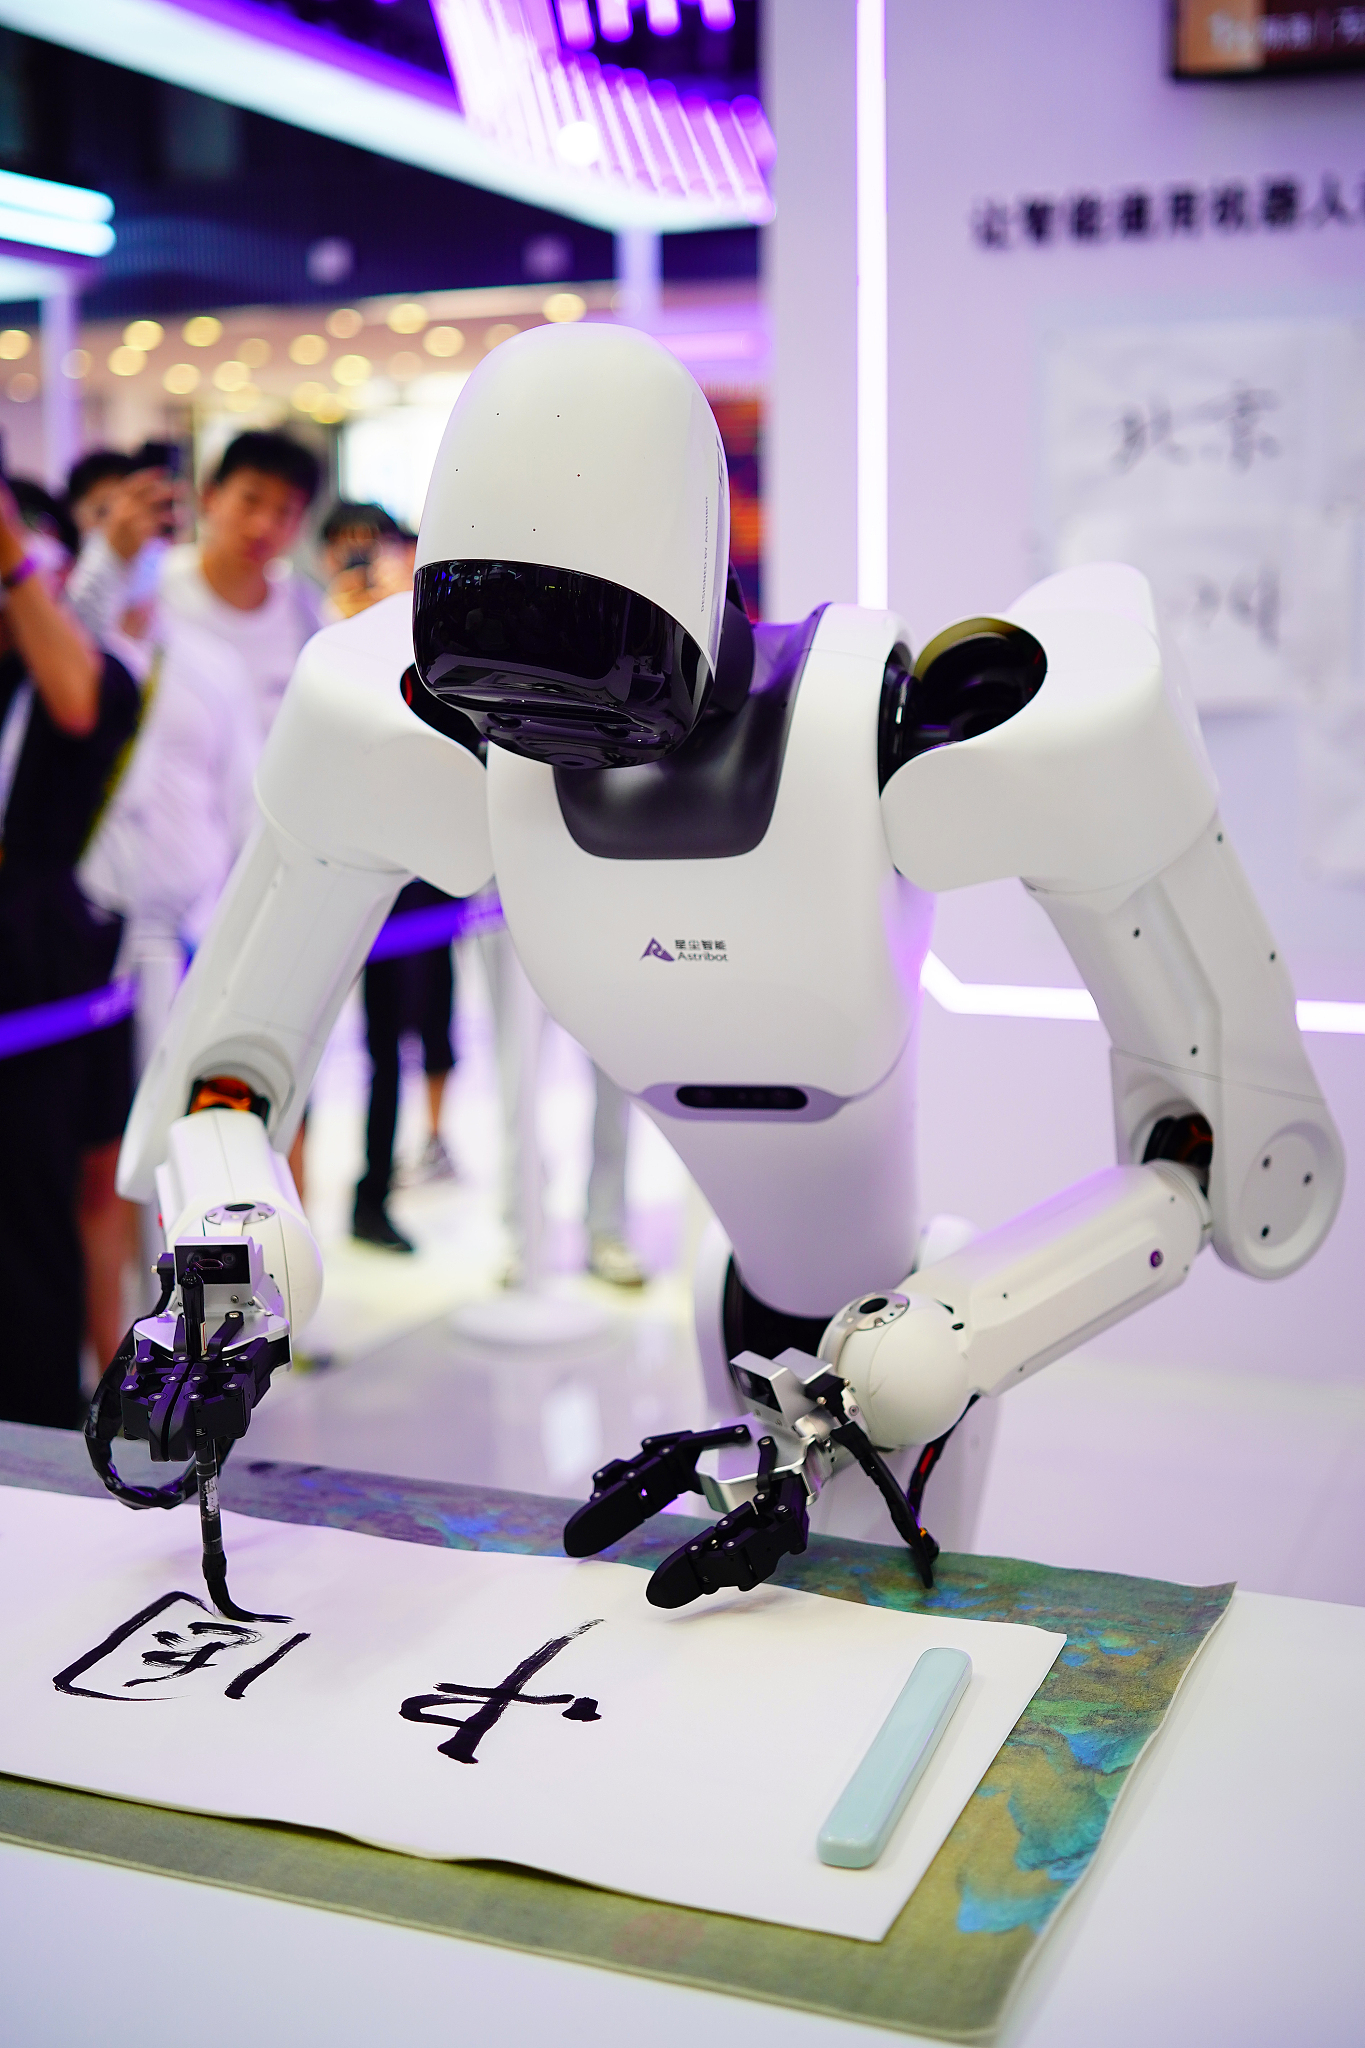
[413, 559, 711, 770]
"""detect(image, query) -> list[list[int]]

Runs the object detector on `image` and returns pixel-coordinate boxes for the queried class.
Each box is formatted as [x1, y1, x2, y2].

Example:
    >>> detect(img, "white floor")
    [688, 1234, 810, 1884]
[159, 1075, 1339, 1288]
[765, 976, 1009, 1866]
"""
[239, 941, 1365, 1605]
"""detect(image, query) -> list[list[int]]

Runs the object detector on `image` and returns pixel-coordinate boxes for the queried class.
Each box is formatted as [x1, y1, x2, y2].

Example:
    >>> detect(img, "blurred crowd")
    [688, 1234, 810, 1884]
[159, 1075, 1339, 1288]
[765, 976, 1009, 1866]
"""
[0, 430, 643, 1437]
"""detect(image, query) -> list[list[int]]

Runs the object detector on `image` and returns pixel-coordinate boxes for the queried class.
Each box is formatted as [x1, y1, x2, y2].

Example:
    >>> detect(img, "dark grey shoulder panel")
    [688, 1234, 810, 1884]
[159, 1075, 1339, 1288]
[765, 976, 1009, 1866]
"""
[552, 606, 827, 862]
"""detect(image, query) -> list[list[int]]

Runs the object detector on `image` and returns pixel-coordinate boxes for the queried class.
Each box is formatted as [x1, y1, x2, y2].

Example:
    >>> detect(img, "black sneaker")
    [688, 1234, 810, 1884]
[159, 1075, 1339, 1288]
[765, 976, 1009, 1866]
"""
[352, 1196, 415, 1254]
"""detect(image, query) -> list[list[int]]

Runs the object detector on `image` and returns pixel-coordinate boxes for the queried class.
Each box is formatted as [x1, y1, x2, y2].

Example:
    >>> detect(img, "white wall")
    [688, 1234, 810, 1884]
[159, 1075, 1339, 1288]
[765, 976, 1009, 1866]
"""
[765, 0, 1365, 1384]
[763, 0, 858, 620]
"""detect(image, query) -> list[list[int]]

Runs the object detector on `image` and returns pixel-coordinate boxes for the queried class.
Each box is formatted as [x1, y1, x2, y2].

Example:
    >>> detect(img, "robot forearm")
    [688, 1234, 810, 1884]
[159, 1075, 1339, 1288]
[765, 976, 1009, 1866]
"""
[1033, 819, 1343, 1278]
[117, 813, 405, 1198]
[829, 1161, 1209, 1447]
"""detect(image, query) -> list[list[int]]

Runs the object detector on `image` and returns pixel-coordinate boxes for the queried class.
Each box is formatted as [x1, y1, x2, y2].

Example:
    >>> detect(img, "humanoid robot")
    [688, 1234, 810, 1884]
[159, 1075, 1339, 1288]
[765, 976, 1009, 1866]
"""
[92, 323, 1344, 1617]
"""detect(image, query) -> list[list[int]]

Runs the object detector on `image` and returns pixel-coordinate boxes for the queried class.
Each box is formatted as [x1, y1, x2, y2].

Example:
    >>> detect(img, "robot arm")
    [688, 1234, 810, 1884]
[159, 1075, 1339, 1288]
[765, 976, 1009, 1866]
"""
[97, 595, 493, 1617]
[565, 565, 1343, 1608]
[838, 562, 1343, 1446]
[118, 593, 494, 1326]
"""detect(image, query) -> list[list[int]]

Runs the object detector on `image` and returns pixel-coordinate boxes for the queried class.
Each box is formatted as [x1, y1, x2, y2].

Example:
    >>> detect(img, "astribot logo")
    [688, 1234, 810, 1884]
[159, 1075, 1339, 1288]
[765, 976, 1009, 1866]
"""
[640, 938, 728, 964]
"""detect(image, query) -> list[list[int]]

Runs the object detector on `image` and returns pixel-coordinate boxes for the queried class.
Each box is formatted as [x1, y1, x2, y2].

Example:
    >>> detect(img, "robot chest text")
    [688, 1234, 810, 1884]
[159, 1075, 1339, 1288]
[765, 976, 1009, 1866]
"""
[484, 611, 931, 1102]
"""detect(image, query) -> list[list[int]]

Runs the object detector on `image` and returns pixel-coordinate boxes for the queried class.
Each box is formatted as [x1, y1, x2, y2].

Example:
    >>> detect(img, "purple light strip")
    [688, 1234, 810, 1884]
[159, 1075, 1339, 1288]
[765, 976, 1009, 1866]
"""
[165, 0, 461, 109]
[429, 0, 772, 216]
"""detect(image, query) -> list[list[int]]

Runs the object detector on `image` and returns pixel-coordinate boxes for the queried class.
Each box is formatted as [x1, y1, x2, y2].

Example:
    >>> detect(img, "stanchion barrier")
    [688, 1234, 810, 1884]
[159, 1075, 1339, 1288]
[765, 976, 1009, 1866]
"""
[0, 894, 505, 1062]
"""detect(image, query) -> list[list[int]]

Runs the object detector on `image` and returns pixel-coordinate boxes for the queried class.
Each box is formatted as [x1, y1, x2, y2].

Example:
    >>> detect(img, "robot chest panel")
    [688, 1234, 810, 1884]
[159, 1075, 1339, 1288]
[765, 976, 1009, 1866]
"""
[486, 650, 930, 1098]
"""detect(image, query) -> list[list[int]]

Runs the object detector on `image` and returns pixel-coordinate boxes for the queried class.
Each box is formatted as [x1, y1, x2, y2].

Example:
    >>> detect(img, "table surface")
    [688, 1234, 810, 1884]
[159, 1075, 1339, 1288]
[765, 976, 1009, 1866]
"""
[3, 1443, 1364, 2046]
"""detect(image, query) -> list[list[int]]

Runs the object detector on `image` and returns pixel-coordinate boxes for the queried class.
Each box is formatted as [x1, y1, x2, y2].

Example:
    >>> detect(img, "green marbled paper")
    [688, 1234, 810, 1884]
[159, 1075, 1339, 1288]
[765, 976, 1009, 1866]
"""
[0, 1428, 1232, 2040]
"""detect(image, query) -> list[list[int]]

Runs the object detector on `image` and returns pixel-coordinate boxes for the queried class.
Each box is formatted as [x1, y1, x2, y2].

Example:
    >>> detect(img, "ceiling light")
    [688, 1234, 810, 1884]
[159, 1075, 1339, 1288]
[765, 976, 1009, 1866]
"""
[556, 0, 595, 48]
[542, 291, 586, 323]
[0, 329, 30, 360]
[238, 337, 272, 367]
[326, 307, 364, 338]
[183, 316, 222, 347]
[163, 363, 200, 395]
[213, 359, 250, 391]
[484, 323, 519, 349]
[289, 333, 328, 365]
[7, 371, 36, 402]
[597, 0, 632, 38]
[292, 381, 328, 412]
[123, 319, 163, 350]
[423, 325, 464, 358]
[109, 345, 146, 377]
[0, 167, 114, 257]
[332, 353, 371, 387]
[553, 121, 600, 168]
[61, 348, 90, 379]
[387, 302, 427, 334]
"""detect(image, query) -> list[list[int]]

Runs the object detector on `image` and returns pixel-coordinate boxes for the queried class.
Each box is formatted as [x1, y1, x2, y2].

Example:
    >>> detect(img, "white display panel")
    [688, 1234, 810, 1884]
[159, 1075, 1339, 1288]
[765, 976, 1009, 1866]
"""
[339, 374, 470, 532]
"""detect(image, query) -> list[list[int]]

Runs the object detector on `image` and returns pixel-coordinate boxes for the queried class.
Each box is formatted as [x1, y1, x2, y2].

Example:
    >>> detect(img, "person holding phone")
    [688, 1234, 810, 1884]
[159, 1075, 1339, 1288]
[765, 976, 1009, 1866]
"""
[66, 446, 180, 674]
[0, 476, 140, 1428]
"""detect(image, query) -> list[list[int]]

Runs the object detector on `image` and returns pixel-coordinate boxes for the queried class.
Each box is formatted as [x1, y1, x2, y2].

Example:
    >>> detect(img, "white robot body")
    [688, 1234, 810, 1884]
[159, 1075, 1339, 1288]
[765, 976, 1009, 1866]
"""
[489, 601, 932, 1312]
[111, 325, 1344, 1591]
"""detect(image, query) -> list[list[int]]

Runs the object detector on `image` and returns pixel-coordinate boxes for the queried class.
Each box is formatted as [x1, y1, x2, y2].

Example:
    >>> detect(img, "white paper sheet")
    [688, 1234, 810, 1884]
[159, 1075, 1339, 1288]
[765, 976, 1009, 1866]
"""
[0, 1487, 1063, 1941]
[1041, 316, 1365, 713]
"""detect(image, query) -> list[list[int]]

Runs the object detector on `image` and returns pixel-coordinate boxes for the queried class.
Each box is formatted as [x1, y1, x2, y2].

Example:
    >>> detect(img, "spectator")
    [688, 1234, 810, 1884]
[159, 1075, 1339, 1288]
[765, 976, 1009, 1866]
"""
[0, 480, 140, 1426]
[66, 448, 178, 674]
[354, 881, 460, 1252]
[77, 612, 256, 1075]
[482, 929, 646, 1290]
[313, 499, 457, 1248]
[159, 431, 322, 747]
[319, 500, 419, 624]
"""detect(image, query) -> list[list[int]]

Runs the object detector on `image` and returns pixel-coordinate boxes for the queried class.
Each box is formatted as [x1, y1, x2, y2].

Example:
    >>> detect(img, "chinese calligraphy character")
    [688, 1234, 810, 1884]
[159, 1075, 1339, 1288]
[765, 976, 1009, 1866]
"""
[53, 1591, 309, 1701]
[1211, 184, 1250, 231]
[1113, 400, 1190, 472]
[1197, 384, 1280, 470]
[1117, 190, 1152, 238]
[1262, 179, 1300, 228]
[400, 1619, 604, 1764]
[1069, 194, 1103, 241]
[1261, 10, 1314, 50]
[1309, 174, 1354, 225]
[1168, 188, 1201, 233]
[972, 201, 1010, 249]
[1019, 198, 1055, 245]
[1227, 567, 1281, 650]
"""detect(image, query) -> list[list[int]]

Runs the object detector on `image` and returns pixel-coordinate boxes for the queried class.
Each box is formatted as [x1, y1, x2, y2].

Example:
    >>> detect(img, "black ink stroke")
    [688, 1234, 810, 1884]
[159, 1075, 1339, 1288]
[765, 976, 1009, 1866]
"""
[123, 1620, 258, 1686]
[53, 1593, 308, 1702]
[400, 1619, 604, 1764]
[224, 1631, 310, 1699]
[54, 1591, 208, 1700]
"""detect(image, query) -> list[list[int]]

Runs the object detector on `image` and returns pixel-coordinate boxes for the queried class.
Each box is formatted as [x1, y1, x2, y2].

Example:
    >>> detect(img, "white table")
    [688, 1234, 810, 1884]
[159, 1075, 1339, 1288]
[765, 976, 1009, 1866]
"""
[4, 1589, 1362, 2046]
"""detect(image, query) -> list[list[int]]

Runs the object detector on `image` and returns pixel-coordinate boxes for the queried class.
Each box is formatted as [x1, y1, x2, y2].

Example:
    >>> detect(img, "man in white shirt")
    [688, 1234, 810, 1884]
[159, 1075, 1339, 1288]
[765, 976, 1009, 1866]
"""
[158, 431, 321, 747]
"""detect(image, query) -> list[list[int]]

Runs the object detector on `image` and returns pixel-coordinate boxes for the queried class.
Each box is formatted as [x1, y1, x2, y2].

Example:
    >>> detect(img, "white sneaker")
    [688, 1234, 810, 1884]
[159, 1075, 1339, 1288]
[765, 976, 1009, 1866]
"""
[401, 1135, 459, 1187]
[587, 1235, 646, 1288]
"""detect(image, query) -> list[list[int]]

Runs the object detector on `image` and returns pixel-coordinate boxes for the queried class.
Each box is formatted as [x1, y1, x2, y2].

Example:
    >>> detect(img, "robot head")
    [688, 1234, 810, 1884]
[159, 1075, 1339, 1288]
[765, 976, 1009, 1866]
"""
[412, 322, 731, 770]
